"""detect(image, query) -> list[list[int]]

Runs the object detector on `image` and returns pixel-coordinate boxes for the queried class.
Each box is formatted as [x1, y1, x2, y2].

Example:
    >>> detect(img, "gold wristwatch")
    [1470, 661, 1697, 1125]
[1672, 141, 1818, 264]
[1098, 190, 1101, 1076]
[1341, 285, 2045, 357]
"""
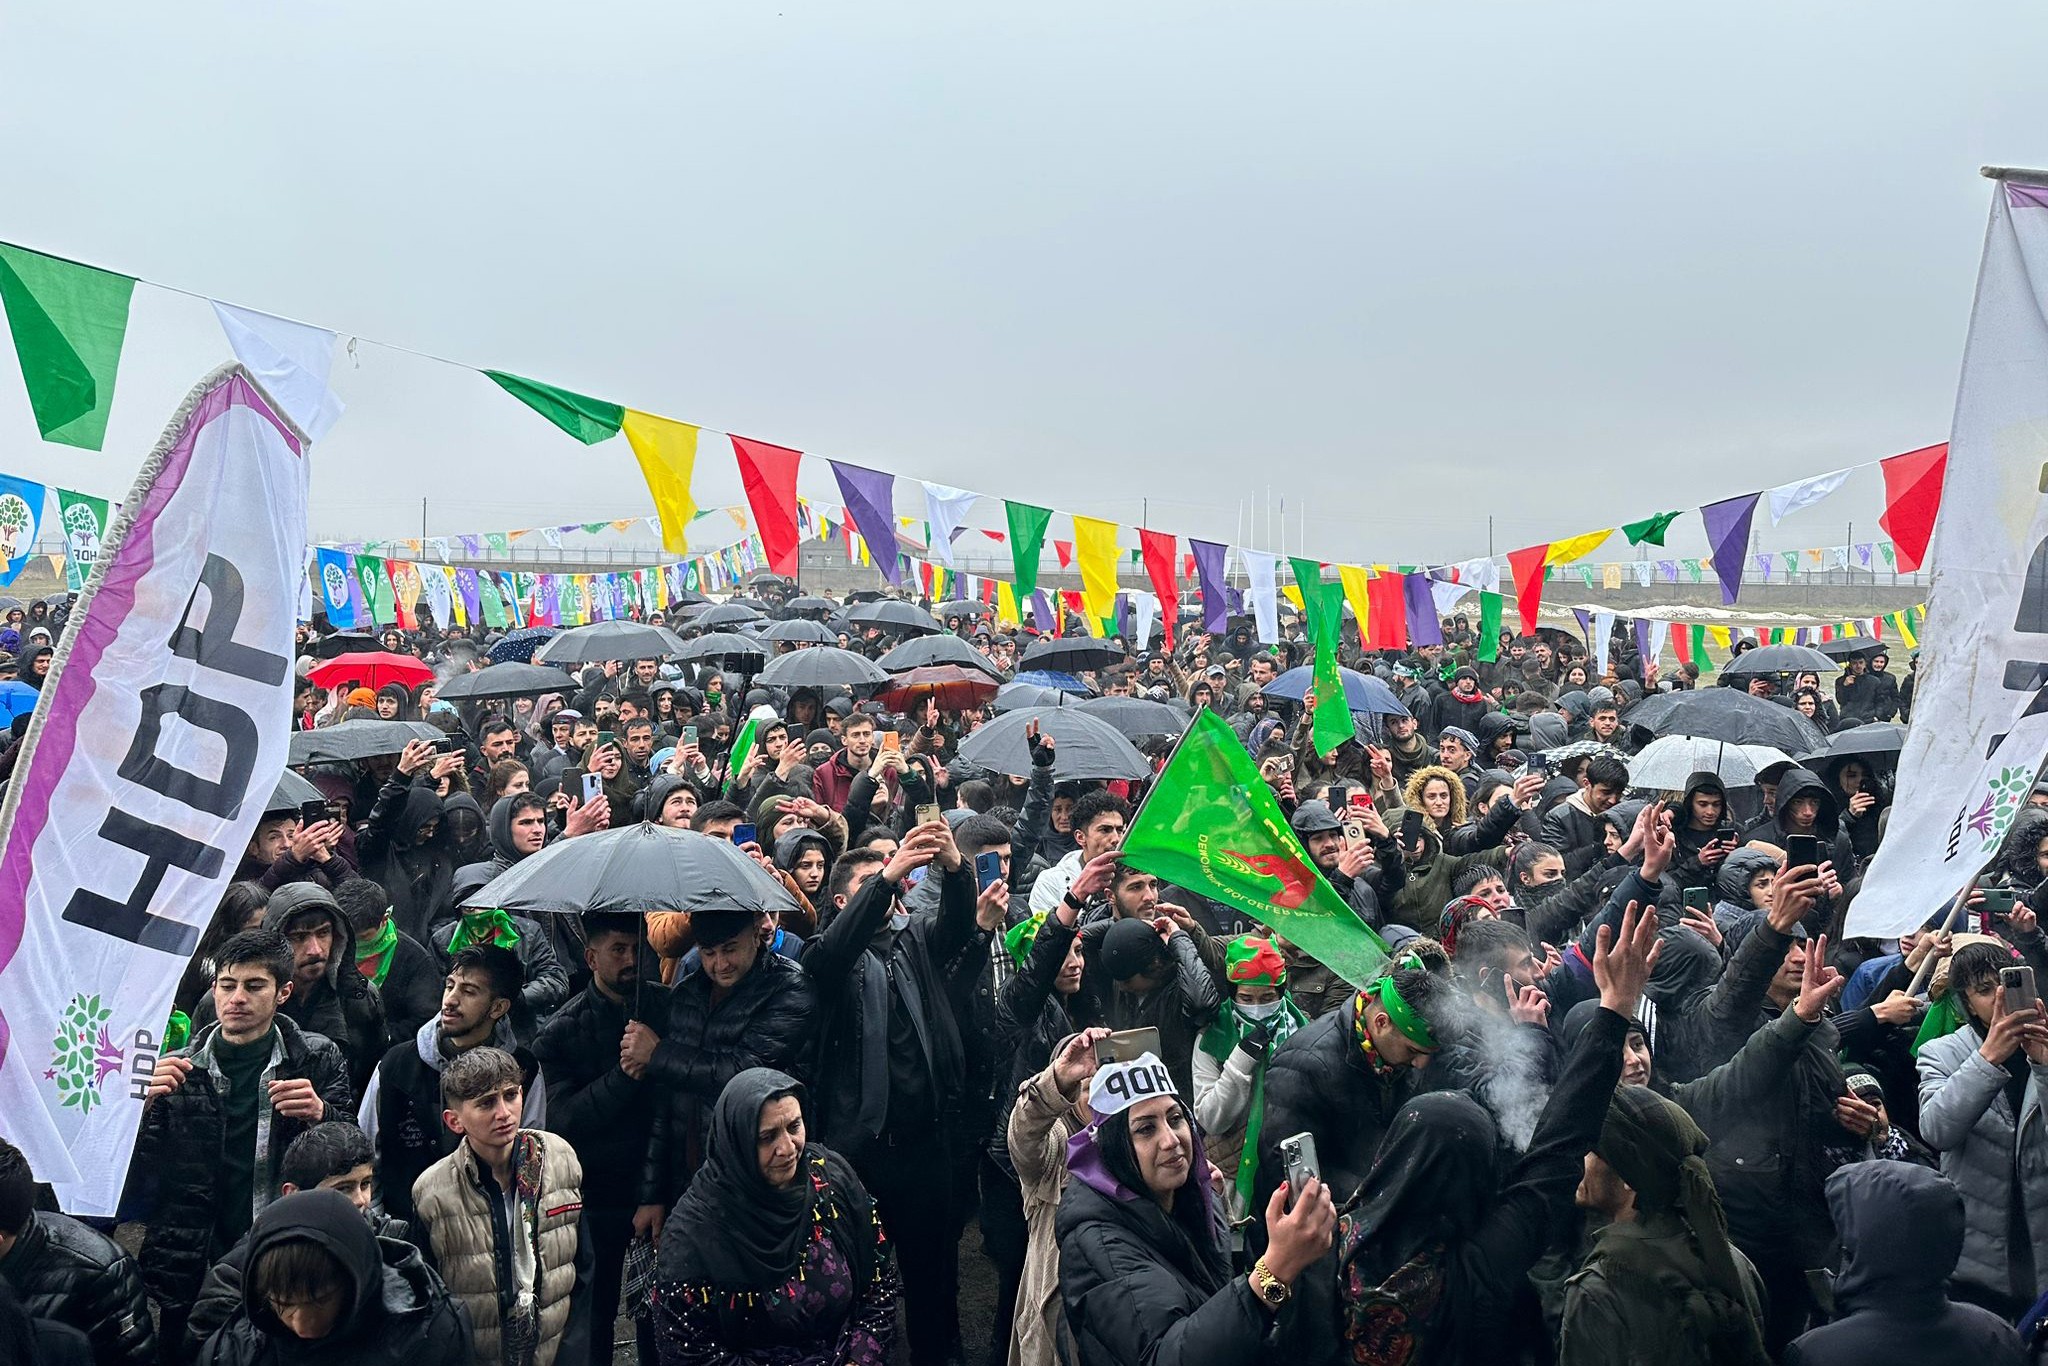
[1249, 1258, 1290, 1309]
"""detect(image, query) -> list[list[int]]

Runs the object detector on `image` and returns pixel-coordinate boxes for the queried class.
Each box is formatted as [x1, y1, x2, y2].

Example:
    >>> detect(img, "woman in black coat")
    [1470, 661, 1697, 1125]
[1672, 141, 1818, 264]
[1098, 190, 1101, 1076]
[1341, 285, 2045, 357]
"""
[1055, 1052, 1336, 1366]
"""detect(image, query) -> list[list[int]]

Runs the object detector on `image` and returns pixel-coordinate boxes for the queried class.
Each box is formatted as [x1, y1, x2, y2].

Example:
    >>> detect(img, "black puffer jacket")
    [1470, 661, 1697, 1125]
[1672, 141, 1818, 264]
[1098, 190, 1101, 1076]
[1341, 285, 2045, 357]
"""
[0, 1210, 155, 1365]
[1256, 993, 1431, 1210]
[638, 948, 817, 1207]
[183, 1208, 415, 1360]
[530, 977, 672, 1210]
[358, 780, 459, 941]
[193, 1191, 469, 1366]
[125, 1016, 355, 1311]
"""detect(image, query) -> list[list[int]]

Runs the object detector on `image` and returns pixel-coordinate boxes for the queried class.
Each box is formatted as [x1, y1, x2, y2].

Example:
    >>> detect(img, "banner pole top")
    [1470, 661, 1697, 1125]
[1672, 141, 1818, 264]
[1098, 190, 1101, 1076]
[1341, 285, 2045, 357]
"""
[1982, 166, 2048, 184]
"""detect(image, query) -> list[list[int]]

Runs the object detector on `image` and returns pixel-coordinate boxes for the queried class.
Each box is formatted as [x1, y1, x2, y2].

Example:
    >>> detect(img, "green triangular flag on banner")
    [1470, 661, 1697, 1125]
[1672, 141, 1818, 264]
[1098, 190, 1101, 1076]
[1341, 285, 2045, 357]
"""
[1122, 709, 1389, 989]
[1005, 501, 1054, 598]
[1621, 510, 1682, 547]
[356, 554, 392, 626]
[1290, 557, 1356, 757]
[485, 532, 512, 557]
[1879, 542, 1896, 569]
[0, 244, 136, 451]
[580, 522, 608, 535]
[483, 370, 624, 445]
[54, 488, 109, 592]
[477, 573, 509, 628]
[1477, 591, 1503, 661]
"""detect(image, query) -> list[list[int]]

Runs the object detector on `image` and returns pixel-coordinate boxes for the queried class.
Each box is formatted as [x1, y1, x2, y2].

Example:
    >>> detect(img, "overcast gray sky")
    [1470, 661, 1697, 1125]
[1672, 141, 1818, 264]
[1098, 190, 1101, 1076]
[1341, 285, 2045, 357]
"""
[0, 0, 2039, 565]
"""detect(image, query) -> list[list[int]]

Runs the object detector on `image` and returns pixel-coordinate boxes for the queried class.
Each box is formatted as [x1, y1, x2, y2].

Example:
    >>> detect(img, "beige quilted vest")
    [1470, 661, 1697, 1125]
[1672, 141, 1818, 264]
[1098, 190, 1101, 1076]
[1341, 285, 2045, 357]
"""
[414, 1131, 584, 1366]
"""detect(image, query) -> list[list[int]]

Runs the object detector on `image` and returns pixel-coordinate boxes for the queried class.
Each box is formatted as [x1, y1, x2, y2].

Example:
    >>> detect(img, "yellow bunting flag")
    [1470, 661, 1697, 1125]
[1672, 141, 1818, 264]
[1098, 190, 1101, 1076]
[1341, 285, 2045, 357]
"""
[1073, 515, 1122, 624]
[622, 410, 701, 555]
[1338, 564, 1374, 642]
[1547, 528, 1614, 564]
[996, 579, 1020, 626]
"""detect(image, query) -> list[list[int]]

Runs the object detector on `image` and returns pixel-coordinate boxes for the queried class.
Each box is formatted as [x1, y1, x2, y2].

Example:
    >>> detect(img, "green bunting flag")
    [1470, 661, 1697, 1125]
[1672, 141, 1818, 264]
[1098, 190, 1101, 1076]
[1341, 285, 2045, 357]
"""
[477, 572, 509, 628]
[1290, 557, 1355, 756]
[1621, 510, 1682, 547]
[724, 715, 761, 795]
[484, 370, 625, 445]
[1122, 709, 1390, 989]
[355, 554, 393, 626]
[0, 244, 136, 450]
[55, 489, 109, 592]
[1005, 501, 1054, 598]
[1477, 591, 1503, 661]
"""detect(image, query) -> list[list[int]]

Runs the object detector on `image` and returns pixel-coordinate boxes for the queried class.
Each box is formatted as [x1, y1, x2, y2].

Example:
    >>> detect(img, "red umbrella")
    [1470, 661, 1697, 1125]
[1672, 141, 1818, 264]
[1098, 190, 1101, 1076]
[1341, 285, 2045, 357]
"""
[872, 665, 1002, 713]
[308, 650, 435, 692]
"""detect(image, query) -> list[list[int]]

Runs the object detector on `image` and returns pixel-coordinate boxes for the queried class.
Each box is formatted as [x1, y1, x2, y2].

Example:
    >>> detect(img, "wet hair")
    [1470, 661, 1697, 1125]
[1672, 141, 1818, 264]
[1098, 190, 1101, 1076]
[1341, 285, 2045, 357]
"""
[618, 691, 653, 716]
[1110, 861, 1156, 894]
[485, 759, 528, 802]
[250, 1236, 349, 1314]
[1071, 790, 1131, 834]
[829, 848, 888, 903]
[1510, 840, 1562, 884]
[441, 1044, 521, 1108]
[180, 882, 274, 1003]
[849, 825, 899, 852]
[480, 717, 518, 745]
[0, 1138, 30, 1236]
[1453, 865, 1505, 897]
[213, 929, 295, 988]
[449, 944, 524, 1003]
[281, 1122, 375, 1189]
[1950, 941, 2014, 1008]
[690, 800, 746, 832]
[1583, 756, 1630, 792]
[956, 780, 995, 814]
[954, 815, 1012, 858]
[1453, 917, 1531, 977]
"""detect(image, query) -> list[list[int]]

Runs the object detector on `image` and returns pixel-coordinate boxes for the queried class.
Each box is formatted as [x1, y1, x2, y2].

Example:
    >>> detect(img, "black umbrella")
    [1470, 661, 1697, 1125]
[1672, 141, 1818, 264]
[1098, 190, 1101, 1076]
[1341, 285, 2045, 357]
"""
[993, 682, 1077, 713]
[436, 661, 579, 701]
[695, 601, 766, 629]
[288, 719, 443, 764]
[535, 620, 687, 665]
[266, 767, 325, 815]
[1798, 721, 1908, 764]
[958, 706, 1150, 780]
[757, 646, 890, 689]
[486, 627, 558, 664]
[760, 618, 838, 645]
[1719, 643, 1839, 678]
[783, 595, 840, 615]
[1018, 637, 1125, 673]
[1816, 637, 1882, 661]
[0, 596, 21, 613]
[310, 631, 381, 659]
[878, 634, 1005, 679]
[464, 821, 798, 918]
[845, 599, 942, 636]
[673, 631, 768, 664]
[1622, 688, 1826, 753]
[935, 599, 991, 619]
[1074, 694, 1193, 739]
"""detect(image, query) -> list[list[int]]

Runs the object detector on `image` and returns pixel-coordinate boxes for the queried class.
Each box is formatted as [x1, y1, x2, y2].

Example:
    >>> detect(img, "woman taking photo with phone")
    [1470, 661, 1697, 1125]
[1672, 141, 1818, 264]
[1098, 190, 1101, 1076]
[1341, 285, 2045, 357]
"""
[1056, 1051, 1336, 1366]
[651, 1068, 899, 1366]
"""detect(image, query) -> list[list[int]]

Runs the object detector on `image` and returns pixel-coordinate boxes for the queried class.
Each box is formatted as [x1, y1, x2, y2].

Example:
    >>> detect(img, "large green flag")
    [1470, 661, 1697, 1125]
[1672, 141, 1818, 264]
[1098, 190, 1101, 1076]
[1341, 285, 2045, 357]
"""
[1122, 709, 1389, 989]
[0, 244, 136, 450]
[1290, 558, 1355, 756]
[1005, 501, 1054, 598]
[483, 370, 625, 445]
[723, 714, 761, 795]
[355, 554, 393, 625]
[1477, 591, 1503, 662]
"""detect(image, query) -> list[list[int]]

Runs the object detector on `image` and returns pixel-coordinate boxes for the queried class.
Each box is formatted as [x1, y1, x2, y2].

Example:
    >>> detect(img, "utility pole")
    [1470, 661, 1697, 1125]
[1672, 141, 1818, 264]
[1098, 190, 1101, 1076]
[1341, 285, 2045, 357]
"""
[420, 497, 427, 544]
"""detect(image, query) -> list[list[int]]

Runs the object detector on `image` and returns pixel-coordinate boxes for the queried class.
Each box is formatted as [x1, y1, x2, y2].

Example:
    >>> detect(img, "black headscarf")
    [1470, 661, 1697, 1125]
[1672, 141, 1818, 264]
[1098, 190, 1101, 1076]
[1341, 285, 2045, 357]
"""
[657, 1068, 875, 1293]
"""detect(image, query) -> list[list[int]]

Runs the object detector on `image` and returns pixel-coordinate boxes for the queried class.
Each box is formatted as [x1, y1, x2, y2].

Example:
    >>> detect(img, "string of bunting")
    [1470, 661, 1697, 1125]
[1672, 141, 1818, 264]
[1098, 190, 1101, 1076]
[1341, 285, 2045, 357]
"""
[0, 237, 1948, 648]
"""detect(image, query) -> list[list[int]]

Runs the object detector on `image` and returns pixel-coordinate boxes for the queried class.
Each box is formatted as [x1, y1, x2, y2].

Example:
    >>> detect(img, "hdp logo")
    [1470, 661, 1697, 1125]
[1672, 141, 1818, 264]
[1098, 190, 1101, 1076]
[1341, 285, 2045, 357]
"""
[46, 994, 123, 1115]
[1965, 765, 2037, 851]
[0, 492, 33, 563]
[61, 501, 101, 567]
[322, 562, 349, 607]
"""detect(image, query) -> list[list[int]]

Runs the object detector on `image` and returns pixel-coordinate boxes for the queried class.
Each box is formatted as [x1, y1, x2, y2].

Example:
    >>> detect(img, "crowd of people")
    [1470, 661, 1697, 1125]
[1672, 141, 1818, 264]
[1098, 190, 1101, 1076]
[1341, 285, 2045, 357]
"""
[4, 580, 2041, 1366]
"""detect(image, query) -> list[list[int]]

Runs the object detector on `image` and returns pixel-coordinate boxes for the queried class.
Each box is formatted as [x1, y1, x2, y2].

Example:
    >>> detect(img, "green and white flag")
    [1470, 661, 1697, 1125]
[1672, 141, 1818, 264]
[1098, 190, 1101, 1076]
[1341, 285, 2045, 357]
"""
[55, 490, 109, 593]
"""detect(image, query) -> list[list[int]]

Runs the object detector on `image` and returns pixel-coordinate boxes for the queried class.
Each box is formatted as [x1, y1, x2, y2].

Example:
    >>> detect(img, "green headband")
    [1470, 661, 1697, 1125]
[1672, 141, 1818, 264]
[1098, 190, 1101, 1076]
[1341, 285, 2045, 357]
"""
[1374, 974, 1439, 1051]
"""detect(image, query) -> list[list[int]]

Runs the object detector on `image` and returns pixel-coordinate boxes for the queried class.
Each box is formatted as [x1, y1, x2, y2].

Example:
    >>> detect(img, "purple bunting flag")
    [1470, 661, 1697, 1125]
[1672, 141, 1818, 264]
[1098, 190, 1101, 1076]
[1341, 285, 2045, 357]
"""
[1403, 574, 1444, 646]
[1701, 493, 1761, 606]
[1190, 539, 1230, 634]
[830, 461, 901, 586]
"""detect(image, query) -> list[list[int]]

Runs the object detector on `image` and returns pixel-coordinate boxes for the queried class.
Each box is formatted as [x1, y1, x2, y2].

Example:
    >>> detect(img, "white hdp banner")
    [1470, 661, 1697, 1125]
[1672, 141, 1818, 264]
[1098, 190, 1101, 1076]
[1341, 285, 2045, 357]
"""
[0, 366, 310, 1212]
[1850, 179, 2048, 938]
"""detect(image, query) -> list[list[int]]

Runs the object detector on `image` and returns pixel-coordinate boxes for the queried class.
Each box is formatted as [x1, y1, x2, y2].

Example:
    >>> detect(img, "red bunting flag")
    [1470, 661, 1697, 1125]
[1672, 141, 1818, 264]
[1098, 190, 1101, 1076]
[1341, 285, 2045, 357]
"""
[1878, 442, 1947, 574]
[1366, 571, 1407, 651]
[1139, 528, 1179, 651]
[731, 435, 803, 576]
[1506, 544, 1550, 637]
[1054, 540, 1074, 570]
[1669, 622, 1693, 668]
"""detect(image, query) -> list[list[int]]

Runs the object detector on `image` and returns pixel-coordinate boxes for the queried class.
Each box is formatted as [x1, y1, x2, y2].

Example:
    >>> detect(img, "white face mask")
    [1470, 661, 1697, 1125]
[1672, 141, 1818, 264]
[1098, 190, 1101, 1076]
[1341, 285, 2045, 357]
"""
[888, 910, 912, 933]
[1237, 999, 1283, 1021]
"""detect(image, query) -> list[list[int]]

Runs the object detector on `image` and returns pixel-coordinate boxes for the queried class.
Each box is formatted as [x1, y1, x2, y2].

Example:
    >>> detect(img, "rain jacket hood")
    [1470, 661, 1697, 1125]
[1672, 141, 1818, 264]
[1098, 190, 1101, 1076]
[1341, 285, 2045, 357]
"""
[1827, 1159, 1962, 1315]
[1772, 766, 1840, 841]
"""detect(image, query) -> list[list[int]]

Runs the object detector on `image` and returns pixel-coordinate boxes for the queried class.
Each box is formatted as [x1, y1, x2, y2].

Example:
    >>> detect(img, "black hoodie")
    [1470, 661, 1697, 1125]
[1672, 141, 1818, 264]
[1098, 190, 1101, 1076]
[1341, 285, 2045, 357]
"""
[194, 1189, 468, 1366]
[1772, 766, 1855, 875]
[1782, 1162, 2025, 1366]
